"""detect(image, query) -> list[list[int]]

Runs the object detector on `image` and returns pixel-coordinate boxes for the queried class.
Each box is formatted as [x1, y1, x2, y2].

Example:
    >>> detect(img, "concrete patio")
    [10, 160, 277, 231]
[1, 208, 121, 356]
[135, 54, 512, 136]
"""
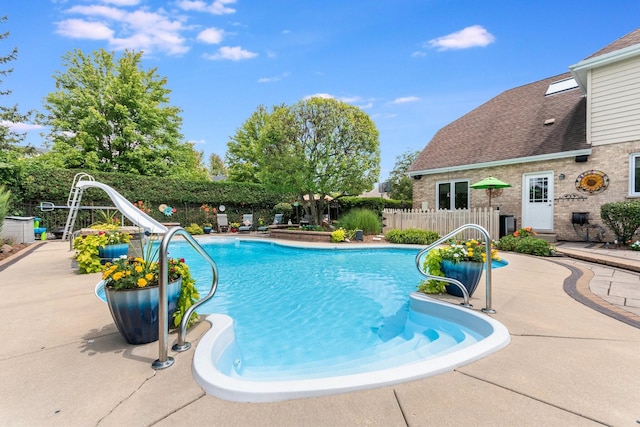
[1, 239, 639, 426]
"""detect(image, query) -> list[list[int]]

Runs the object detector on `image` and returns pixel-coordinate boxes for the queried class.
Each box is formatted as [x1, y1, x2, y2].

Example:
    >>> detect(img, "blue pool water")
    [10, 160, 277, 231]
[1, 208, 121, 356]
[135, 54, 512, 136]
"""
[164, 239, 506, 381]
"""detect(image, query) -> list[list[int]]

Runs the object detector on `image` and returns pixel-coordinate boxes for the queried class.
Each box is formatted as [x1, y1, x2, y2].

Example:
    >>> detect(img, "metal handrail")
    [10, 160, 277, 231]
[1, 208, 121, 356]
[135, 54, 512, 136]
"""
[152, 227, 219, 370]
[415, 223, 496, 314]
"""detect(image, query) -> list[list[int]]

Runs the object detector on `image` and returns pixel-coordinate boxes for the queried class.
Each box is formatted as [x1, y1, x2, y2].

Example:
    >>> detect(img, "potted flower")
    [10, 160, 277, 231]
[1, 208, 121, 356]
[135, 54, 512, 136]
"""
[229, 222, 240, 233]
[202, 223, 213, 234]
[73, 229, 132, 273]
[101, 249, 199, 345]
[418, 239, 500, 297]
[96, 230, 131, 261]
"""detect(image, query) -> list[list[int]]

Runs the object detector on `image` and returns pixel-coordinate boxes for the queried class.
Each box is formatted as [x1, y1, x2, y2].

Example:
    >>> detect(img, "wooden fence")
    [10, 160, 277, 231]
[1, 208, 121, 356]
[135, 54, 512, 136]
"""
[382, 208, 501, 241]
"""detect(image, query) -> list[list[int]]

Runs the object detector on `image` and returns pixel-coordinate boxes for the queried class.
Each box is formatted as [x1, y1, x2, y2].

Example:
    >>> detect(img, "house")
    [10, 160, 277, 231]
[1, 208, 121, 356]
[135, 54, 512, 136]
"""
[408, 28, 640, 242]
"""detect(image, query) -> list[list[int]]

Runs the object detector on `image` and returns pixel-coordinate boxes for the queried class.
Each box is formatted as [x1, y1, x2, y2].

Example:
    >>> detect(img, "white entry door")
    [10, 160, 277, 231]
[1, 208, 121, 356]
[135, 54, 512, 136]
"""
[522, 172, 554, 231]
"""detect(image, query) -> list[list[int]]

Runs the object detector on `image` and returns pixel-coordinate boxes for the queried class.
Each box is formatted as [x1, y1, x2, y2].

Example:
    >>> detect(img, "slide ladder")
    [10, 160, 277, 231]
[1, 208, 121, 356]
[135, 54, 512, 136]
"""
[62, 173, 95, 241]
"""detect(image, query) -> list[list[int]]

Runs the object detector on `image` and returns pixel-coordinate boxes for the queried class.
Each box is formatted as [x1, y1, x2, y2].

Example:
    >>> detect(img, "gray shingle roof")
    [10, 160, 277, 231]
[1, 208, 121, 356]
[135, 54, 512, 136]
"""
[584, 27, 640, 60]
[409, 73, 588, 173]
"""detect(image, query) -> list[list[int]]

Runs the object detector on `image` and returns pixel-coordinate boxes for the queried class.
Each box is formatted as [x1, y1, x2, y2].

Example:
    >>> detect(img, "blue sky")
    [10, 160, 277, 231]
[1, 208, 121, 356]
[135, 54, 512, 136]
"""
[3, 1, 640, 181]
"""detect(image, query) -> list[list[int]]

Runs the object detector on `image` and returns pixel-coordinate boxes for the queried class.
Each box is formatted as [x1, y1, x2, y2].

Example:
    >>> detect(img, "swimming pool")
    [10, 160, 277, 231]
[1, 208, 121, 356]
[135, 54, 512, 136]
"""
[167, 238, 510, 402]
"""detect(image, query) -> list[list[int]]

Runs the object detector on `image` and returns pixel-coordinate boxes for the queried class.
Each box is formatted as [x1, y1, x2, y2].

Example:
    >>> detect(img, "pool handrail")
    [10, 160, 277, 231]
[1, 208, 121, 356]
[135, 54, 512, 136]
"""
[415, 223, 495, 314]
[152, 226, 219, 370]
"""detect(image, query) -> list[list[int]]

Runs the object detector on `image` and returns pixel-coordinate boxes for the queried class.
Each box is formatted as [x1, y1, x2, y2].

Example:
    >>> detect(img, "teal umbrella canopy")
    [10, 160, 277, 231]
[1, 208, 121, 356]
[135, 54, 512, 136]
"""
[470, 176, 511, 207]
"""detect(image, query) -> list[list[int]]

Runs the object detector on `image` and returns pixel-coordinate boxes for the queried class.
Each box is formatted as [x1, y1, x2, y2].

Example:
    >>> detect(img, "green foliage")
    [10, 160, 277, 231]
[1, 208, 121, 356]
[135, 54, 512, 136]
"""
[600, 200, 640, 243]
[496, 228, 553, 256]
[72, 234, 106, 273]
[494, 235, 518, 251]
[0, 16, 36, 185]
[417, 248, 447, 294]
[388, 150, 419, 201]
[336, 209, 381, 235]
[207, 153, 228, 179]
[0, 185, 10, 234]
[40, 48, 206, 180]
[7, 166, 285, 211]
[331, 228, 346, 242]
[184, 223, 203, 235]
[172, 261, 199, 328]
[226, 97, 381, 225]
[514, 237, 552, 256]
[385, 228, 440, 245]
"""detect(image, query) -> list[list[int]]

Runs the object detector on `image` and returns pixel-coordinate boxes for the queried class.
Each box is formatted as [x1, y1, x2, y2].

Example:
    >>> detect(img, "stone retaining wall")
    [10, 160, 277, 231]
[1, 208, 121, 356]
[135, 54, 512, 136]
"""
[269, 228, 332, 243]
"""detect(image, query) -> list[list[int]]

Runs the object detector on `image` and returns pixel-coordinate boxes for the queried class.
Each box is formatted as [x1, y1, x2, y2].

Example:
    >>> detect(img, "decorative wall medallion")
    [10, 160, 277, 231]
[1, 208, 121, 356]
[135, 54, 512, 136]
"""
[575, 170, 609, 194]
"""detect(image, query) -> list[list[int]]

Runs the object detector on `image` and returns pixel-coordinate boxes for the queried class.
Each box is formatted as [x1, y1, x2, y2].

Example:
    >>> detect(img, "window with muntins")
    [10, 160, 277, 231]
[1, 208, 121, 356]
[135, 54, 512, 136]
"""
[437, 180, 469, 210]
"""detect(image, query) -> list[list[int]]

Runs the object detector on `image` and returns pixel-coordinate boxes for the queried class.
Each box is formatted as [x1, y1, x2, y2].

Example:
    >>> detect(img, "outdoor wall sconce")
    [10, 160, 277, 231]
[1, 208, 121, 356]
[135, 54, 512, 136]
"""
[559, 173, 565, 180]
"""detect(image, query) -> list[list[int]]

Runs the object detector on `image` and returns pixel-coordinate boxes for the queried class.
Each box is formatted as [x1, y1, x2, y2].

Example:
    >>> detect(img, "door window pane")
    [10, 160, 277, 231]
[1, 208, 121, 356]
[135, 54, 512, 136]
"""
[529, 177, 548, 203]
[454, 181, 469, 209]
[438, 183, 451, 210]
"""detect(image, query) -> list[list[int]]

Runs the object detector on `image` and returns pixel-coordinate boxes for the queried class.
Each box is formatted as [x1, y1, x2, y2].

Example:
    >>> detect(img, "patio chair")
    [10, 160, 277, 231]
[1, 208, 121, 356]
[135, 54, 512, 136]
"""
[258, 213, 284, 232]
[217, 213, 229, 233]
[238, 214, 253, 233]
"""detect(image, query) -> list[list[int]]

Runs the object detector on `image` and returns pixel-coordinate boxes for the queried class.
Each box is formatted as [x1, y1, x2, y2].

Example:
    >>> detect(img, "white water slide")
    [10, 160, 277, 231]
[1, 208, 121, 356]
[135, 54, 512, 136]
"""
[75, 180, 168, 234]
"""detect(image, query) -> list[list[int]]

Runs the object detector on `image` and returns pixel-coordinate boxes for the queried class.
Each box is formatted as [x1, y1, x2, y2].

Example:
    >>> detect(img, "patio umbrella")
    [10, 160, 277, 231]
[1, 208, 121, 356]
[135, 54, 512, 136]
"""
[470, 176, 511, 207]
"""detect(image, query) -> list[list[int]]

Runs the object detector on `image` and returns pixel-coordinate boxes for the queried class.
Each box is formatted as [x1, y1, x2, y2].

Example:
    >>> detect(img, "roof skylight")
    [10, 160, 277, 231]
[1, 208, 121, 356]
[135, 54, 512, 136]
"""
[545, 78, 579, 96]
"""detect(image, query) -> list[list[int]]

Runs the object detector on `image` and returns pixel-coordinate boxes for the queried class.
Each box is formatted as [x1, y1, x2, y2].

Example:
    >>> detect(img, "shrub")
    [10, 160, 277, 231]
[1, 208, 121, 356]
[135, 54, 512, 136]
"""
[385, 228, 440, 245]
[514, 237, 551, 256]
[495, 235, 518, 251]
[600, 200, 640, 243]
[331, 228, 346, 242]
[336, 209, 381, 235]
[184, 223, 203, 235]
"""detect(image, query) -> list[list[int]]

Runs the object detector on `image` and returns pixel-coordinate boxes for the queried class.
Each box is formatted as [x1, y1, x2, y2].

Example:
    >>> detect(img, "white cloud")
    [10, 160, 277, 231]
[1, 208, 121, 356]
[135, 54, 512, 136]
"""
[58, 5, 189, 55]
[392, 96, 420, 104]
[1, 121, 43, 132]
[371, 113, 398, 119]
[197, 28, 225, 44]
[101, 0, 141, 5]
[340, 96, 361, 103]
[204, 46, 257, 61]
[304, 93, 334, 100]
[176, 0, 236, 15]
[411, 51, 426, 58]
[258, 72, 289, 83]
[428, 25, 495, 51]
[55, 19, 114, 40]
[66, 5, 127, 20]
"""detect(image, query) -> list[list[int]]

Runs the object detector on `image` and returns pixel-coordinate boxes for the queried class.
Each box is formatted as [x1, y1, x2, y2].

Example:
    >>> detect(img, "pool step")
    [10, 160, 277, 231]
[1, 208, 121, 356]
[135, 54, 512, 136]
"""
[232, 323, 474, 380]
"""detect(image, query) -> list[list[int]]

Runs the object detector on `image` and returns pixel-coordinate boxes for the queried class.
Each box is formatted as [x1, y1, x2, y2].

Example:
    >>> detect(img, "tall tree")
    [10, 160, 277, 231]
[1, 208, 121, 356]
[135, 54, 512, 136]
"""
[41, 48, 206, 179]
[0, 15, 35, 185]
[388, 149, 419, 201]
[225, 104, 282, 183]
[207, 153, 227, 179]
[228, 97, 380, 224]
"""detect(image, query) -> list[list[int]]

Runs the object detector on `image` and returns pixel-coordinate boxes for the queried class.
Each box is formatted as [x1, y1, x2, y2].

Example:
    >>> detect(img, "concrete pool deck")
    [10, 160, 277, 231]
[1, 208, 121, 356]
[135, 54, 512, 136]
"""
[1, 238, 639, 426]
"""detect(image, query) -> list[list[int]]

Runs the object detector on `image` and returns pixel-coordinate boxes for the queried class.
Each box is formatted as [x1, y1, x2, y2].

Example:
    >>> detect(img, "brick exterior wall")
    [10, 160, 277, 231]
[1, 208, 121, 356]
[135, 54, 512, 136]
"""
[412, 139, 640, 242]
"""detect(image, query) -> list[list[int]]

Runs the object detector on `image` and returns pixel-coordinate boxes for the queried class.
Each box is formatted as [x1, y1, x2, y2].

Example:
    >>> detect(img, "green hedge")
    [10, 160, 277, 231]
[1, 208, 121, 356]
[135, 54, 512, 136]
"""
[600, 200, 640, 243]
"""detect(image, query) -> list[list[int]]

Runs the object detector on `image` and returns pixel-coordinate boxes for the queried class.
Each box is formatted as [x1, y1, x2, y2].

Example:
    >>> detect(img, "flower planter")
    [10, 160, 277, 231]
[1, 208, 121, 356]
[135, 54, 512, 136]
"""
[105, 277, 182, 345]
[98, 243, 130, 263]
[441, 260, 484, 297]
[203, 226, 212, 234]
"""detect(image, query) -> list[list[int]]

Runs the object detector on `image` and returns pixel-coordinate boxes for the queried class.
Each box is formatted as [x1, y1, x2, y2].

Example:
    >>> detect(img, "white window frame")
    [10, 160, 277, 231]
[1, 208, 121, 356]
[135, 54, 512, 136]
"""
[436, 179, 470, 210]
[629, 153, 640, 196]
